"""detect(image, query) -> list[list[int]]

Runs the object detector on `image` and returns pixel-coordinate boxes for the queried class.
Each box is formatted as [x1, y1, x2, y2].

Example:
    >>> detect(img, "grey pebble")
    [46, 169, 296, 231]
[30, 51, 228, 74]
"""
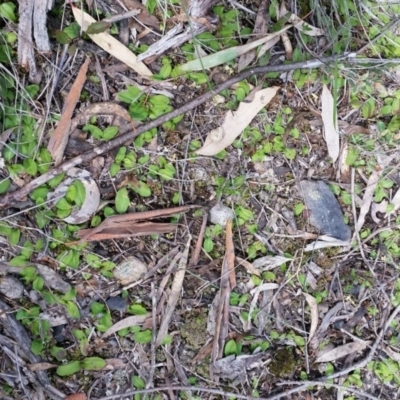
[299, 180, 351, 241]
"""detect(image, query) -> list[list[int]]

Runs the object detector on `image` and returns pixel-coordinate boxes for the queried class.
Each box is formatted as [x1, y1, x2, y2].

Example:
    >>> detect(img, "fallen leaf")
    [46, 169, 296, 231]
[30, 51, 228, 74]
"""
[72, 6, 152, 77]
[303, 292, 319, 343]
[65, 394, 87, 400]
[76, 205, 198, 243]
[102, 314, 149, 338]
[178, 27, 291, 72]
[252, 255, 292, 270]
[321, 84, 340, 162]
[195, 87, 279, 156]
[356, 155, 393, 231]
[47, 58, 90, 165]
[27, 362, 57, 372]
[316, 340, 370, 363]
[235, 256, 260, 277]
[156, 238, 191, 347]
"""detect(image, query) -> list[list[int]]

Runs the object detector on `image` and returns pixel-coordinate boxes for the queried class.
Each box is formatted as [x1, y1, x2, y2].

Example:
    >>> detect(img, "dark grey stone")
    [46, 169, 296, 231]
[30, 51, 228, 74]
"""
[299, 180, 351, 241]
[106, 296, 127, 312]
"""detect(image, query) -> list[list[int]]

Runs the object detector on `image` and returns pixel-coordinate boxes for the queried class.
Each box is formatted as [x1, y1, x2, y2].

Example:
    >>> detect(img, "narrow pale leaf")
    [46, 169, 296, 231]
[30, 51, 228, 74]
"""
[316, 341, 370, 363]
[321, 84, 339, 162]
[72, 6, 152, 77]
[303, 292, 319, 343]
[179, 27, 291, 72]
[195, 87, 279, 156]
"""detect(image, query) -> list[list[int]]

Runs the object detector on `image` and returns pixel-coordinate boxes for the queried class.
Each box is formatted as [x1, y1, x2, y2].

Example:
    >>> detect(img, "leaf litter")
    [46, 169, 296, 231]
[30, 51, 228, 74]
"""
[1, 1, 400, 399]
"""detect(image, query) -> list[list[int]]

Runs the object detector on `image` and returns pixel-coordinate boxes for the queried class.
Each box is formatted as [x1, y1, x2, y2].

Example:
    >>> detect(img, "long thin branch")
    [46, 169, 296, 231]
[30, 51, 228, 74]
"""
[0, 53, 392, 210]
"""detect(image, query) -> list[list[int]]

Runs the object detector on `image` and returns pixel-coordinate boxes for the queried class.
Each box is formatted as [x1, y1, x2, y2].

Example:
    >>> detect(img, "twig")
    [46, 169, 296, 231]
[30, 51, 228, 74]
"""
[0, 52, 394, 210]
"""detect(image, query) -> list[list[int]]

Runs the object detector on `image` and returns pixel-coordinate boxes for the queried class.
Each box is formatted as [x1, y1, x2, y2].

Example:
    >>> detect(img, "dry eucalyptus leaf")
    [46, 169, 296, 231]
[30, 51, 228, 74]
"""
[72, 6, 152, 77]
[303, 292, 318, 343]
[321, 84, 339, 162]
[316, 340, 370, 363]
[195, 87, 279, 156]
[102, 314, 149, 338]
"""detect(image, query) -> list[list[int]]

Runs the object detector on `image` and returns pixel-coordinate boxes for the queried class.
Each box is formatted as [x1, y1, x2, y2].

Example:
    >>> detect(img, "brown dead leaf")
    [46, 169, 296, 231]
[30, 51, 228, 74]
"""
[235, 256, 260, 277]
[122, 0, 160, 29]
[76, 205, 199, 243]
[65, 394, 87, 400]
[27, 362, 57, 372]
[156, 238, 191, 347]
[47, 58, 90, 165]
[225, 219, 236, 289]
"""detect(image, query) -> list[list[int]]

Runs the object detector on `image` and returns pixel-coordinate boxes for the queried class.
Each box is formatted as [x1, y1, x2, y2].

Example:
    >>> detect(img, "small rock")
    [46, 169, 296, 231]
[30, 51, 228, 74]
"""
[106, 296, 127, 312]
[209, 204, 235, 226]
[113, 256, 147, 286]
[0, 276, 24, 299]
[299, 180, 351, 241]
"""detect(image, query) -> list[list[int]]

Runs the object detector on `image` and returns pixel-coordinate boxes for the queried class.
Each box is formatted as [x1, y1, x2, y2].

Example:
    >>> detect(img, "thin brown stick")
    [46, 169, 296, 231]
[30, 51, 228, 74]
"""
[0, 53, 359, 210]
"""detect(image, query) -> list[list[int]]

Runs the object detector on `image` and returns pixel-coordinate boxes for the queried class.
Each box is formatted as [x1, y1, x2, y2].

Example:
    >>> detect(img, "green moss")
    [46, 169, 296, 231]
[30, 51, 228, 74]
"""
[269, 347, 297, 377]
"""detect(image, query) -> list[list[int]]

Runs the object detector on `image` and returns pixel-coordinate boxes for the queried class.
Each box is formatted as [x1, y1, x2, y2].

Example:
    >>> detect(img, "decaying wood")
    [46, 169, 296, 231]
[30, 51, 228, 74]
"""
[17, 0, 53, 83]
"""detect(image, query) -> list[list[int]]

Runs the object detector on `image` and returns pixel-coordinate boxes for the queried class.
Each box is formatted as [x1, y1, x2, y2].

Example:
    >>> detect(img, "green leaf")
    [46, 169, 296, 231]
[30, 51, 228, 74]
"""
[9, 229, 21, 246]
[103, 126, 119, 140]
[0, 178, 10, 194]
[115, 187, 130, 213]
[132, 375, 146, 389]
[130, 181, 151, 197]
[33, 277, 44, 291]
[0, 3, 16, 21]
[294, 203, 304, 216]
[64, 23, 80, 39]
[56, 31, 71, 45]
[91, 301, 105, 315]
[203, 238, 214, 253]
[86, 21, 111, 34]
[82, 357, 106, 371]
[48, 173, 66, 188]
[31, 339, 44, 355]
[82, 124, 104, 140]
[224, 339, 238, 356]
[73, 180, 86, 206]
[110, 163, 120, 177]
[118, 86, 143, 104]
[346, 147, 359, 166]
[65, 301, 80, 319]
[128, 304, 147, 315]
[9, 255, 28, 267]
[55, 198, 72, 211]
[134, 329, 152, 344]
[63, 288, 77, 301]
[56, 361, 81, 376]
[50, 346, 67, 361]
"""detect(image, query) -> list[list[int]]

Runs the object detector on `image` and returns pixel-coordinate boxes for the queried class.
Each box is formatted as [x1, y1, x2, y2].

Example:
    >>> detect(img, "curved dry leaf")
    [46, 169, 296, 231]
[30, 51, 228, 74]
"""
[289, 14, 324, 36]
[321, 84, 339, 162]
[195, 87, 279, 156]
[252, 255, 292, 270]
[316, 341, 370, 363]
[72, 6, 152, 77]
[102, 314, 149, 338]
[47, 168, 100, 224]
[303, 292, 318, 343]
